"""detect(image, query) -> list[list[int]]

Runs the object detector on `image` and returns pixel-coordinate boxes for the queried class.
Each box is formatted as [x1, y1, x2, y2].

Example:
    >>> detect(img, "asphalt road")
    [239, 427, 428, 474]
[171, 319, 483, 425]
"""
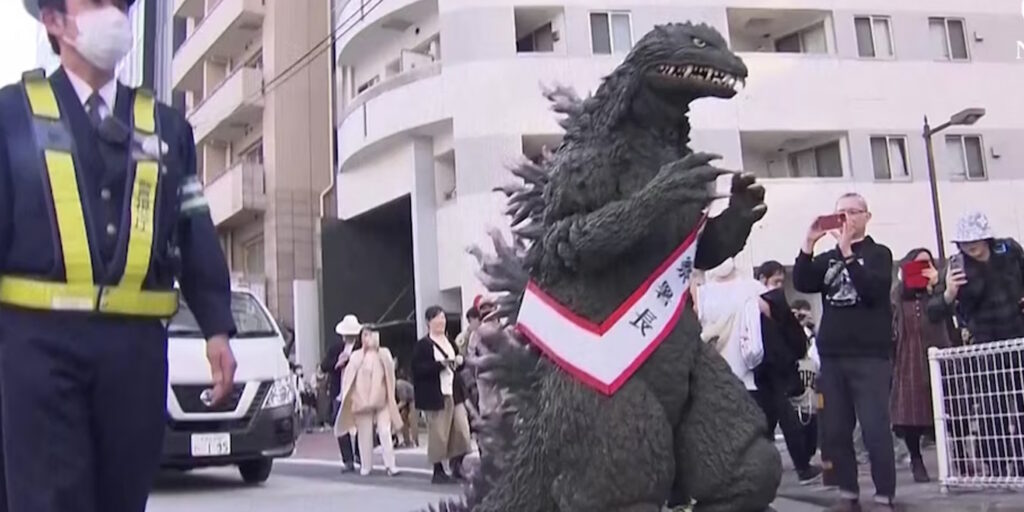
[146, 461, 827, 512]
[147, 465, 459, 512]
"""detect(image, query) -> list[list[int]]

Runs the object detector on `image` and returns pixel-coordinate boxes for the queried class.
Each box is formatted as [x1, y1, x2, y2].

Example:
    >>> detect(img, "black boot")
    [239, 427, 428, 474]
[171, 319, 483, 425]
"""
[337, 437, 356, 473]
[911, 457, 930, 483]
[450, 455, 466, 480]
[432, 463, 452, 484]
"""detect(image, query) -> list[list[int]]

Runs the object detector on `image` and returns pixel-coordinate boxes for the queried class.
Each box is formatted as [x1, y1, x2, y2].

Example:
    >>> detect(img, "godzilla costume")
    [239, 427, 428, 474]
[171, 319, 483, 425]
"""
[432, 23, 782, 512]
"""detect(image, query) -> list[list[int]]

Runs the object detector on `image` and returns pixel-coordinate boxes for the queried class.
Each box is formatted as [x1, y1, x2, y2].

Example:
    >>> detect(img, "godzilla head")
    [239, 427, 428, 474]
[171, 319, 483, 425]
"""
[582, 22, 748, 130]
[636, 22, 747, 101]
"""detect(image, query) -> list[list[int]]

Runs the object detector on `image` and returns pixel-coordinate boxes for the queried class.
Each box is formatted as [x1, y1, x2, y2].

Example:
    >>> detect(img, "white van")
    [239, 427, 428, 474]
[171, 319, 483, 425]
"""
[161, 289, 298, 484]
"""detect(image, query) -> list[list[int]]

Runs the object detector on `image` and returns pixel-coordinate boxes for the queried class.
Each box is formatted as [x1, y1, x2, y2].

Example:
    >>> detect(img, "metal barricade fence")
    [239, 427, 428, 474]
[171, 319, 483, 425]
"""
[929, 339, 1024, 491]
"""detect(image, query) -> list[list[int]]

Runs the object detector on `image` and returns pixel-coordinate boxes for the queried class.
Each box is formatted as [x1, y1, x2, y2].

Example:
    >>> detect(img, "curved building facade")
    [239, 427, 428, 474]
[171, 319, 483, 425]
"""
[334, 0, 1024, 333]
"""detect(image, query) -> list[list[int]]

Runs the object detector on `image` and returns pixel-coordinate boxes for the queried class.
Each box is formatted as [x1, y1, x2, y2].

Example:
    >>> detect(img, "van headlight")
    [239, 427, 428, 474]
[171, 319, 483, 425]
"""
[263, 376, 295, 409]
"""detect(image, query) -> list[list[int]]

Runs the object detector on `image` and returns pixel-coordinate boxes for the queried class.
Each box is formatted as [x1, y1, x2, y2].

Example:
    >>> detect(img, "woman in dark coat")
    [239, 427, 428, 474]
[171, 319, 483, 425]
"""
[412, 305, 473, 484]
[890, 248, 956, 482]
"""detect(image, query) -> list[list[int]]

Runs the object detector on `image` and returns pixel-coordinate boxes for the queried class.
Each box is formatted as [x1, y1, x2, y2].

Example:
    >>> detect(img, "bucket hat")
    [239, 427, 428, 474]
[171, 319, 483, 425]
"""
[950, 211, 995, 243]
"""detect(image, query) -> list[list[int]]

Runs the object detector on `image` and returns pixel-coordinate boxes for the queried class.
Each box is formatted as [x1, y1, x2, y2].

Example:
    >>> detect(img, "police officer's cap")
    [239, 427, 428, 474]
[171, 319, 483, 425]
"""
[23, 0, 138, 21]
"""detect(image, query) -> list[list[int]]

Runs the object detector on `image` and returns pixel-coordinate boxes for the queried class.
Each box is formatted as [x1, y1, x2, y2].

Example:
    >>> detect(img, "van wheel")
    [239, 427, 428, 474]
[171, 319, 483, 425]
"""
[239, 458, 273, 484]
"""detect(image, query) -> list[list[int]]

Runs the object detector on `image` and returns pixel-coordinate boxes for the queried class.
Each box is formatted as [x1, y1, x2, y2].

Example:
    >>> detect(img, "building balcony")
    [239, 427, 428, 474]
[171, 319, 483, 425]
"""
[173, 0, 203, 19]
[188, 66, 264, 146]
[338, 64, 443, 165]
[206, 162, 266, 228]
[173, 0, 264, 92]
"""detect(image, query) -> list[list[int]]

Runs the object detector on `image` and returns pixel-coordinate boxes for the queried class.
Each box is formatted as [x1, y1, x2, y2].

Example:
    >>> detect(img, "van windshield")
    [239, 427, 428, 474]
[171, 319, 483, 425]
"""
[168, 292, 279, 339]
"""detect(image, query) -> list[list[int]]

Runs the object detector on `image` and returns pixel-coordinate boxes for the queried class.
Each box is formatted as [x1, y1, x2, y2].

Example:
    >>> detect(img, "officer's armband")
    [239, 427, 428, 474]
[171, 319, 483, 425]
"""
[179, 175, 209, 218]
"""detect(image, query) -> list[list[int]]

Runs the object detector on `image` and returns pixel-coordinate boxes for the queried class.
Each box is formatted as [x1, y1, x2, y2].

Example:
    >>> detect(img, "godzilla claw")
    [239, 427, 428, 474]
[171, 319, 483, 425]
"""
[727, 172, 768, 223]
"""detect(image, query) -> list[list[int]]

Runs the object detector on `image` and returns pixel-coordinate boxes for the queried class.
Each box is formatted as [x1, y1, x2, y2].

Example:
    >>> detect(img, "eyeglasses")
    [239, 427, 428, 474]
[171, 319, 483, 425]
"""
[837, 209, 867, 216]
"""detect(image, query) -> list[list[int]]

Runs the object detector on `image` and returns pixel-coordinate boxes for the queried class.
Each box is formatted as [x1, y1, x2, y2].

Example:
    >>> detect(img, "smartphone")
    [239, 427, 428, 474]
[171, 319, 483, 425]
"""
[814, 213, 846, 231]
[949, 254, 964, 273]
[901, 260, 930, 290]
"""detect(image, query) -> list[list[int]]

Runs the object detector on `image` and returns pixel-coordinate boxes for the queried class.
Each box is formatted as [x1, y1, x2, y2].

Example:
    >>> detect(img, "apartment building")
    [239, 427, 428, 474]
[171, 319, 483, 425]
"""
[332, 0, 1024, 334]
[172, 0, 333, 323]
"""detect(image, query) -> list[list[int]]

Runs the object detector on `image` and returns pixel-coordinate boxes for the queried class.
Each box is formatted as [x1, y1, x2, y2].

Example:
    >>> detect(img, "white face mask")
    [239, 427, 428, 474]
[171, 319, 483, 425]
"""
[62, 6, 134, 72]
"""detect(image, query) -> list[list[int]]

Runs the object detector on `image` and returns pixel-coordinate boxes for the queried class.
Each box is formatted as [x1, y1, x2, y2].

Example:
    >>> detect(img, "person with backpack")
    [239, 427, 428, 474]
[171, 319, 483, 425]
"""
[755, 261, 822, 485]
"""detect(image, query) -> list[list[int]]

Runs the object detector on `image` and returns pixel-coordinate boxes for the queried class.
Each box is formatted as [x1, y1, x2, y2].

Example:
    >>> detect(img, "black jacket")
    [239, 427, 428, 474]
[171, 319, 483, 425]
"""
[412, 335, 467, 411]
[756, 288, 808, 394]
[928, 238, 1024, 344]
[319, 339, 361, 401]
[793, 236, 894, 359]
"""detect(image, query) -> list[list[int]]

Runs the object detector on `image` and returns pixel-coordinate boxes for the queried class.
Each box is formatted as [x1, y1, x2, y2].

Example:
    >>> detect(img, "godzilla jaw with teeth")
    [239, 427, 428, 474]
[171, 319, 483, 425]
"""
[647, 63, 746, 98]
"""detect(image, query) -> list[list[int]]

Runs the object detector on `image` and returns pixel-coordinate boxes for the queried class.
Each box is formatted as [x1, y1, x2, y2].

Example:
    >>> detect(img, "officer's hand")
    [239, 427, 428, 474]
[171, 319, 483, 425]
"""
[207, 334, 237, 405]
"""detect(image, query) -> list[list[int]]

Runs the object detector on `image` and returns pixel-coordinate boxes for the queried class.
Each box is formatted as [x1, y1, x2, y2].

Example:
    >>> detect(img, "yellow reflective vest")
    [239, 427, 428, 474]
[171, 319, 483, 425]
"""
[0, 71, 178, 318]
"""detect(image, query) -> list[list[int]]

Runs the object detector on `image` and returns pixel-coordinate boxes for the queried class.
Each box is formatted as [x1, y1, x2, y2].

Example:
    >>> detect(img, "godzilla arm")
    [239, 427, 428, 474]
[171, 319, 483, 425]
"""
[695, 173, 766, 270]
[540, 153, 726, 274]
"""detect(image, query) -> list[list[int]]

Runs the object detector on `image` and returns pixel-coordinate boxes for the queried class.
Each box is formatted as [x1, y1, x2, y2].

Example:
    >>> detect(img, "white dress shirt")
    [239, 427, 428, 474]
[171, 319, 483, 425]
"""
[63, 67, 118, 120]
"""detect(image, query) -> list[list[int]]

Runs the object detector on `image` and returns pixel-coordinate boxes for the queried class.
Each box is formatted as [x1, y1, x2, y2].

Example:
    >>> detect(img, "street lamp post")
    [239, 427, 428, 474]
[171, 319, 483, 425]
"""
[922, 107, 986, 261]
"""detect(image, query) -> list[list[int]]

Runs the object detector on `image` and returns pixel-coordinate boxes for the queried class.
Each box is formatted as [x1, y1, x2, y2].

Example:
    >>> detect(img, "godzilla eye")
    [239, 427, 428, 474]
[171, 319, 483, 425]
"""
[692, 37, 708, 48]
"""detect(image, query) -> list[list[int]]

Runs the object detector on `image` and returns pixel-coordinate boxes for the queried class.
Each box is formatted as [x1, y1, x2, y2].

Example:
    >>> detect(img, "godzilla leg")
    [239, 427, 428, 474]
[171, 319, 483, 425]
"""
[674, 342, 781, 512]
[474, 369, 674, 512]
[548, 376, 675, 512]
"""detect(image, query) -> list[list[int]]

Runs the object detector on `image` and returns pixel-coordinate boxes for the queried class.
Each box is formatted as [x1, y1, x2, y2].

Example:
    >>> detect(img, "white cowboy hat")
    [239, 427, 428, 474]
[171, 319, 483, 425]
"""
[950, 211, 996, 244]
[23, 0, 139, 20]
[335, 314, 362, 336]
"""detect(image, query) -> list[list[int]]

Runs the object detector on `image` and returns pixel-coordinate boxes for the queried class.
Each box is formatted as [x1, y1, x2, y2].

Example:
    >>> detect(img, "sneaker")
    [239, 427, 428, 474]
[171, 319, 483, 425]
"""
[340, 462, 356, 474]
[911, 458, 930, 483]
[359, 468, 372, 476]
[432, 472, 453, 484]
[797, 465, 823, 485]
[386, 468, 400, 477]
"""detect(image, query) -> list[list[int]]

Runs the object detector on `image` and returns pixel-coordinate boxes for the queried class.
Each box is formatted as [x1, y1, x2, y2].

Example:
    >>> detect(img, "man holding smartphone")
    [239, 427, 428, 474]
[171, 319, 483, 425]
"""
[793, 192, 896, 511]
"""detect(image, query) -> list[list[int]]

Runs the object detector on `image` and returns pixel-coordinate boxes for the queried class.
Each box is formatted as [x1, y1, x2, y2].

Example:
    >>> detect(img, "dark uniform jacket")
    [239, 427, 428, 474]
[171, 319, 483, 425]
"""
[0, 68, 234, 337]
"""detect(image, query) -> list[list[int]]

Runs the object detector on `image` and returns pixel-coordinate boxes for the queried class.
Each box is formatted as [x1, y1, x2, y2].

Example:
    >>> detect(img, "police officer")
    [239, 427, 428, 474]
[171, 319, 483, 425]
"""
[0, 1, 238, 511]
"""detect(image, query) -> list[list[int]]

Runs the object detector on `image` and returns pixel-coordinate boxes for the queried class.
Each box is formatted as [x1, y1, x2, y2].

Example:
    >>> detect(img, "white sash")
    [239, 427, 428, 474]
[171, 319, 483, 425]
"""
[516, 218, 706, 395]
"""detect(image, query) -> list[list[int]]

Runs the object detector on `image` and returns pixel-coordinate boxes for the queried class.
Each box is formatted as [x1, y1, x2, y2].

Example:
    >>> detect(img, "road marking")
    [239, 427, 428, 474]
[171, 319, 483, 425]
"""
[279, 458, 435, 476]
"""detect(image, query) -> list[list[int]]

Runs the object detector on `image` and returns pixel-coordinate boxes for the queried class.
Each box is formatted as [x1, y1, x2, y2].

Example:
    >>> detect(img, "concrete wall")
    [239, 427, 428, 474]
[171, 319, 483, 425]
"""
[262, 0, 333, 324]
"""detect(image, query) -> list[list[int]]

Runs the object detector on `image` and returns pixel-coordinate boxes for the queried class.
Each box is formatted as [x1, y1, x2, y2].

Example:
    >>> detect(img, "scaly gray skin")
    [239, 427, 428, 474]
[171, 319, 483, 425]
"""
[429, 23, 781, 512]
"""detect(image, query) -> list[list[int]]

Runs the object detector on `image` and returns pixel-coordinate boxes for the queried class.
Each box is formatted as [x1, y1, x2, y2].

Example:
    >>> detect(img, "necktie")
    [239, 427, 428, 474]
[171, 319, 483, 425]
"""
[86, 93, 104, 127]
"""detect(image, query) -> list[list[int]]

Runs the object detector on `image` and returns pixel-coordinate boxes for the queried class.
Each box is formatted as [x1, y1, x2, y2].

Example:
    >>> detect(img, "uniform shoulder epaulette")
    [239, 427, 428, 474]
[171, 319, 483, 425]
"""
[21, 68, 46, 82]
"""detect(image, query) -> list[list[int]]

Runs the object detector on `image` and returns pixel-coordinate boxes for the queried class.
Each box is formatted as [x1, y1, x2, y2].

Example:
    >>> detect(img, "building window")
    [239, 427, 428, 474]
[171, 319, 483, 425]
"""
[854, 16, 894, 58]
[945, 135, 986, 180]
[787, 141, 843, 178]
[774, 22, 828, 54]
[515, 7, 564, 54]
[590, 11, 632, 54]
[243, 236, 265, 275]
[355, 75, 379, 97]
[517, 22, 555, 52]
[240, 141, 263, 165]
[929, 17, 969, 61]
[870, 136, 910, 180]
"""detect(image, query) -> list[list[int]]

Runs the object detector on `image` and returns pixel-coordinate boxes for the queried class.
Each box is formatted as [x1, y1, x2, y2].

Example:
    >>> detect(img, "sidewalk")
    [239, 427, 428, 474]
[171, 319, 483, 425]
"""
[294, 430, 1024, 510]
[775, 445, 1024, 511]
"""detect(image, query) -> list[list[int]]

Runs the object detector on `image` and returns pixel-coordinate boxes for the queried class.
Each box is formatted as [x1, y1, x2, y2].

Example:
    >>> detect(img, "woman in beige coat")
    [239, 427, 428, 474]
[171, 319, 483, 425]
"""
[333, 326, 404, 476]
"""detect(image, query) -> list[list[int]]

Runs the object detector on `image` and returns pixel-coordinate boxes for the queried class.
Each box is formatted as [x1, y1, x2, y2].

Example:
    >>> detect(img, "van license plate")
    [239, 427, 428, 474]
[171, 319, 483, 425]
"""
[191, 433, 231, 457]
